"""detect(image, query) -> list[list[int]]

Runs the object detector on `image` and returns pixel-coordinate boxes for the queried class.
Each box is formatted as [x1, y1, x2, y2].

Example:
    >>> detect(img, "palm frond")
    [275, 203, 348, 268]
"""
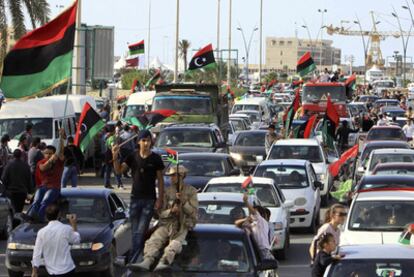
[31, 0, 50, 25]
[7, 0, 26, 39]
[0, 0, 8, 73]
[23, 0, 37, 29]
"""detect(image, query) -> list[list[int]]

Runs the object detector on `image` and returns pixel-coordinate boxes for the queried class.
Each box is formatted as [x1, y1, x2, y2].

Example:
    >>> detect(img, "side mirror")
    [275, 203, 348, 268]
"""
[283, 200, 294, 209]
[256, 155, 264, 163]
[256, 259, 279, 271]
[314, 181, 323, 190]
[113, 211, 126, 220]
[357, 166, 365, 173]
[230, 168, 240, 176]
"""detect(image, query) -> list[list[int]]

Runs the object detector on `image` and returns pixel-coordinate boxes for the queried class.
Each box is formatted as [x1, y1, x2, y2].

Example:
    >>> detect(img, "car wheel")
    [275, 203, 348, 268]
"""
[1, 211, 13, 240]
[321, 193, 330, 207]
[307, 211, 319, 234]
[101, 244, 116, 277]
[7, 269, 24, 277]
[275, 230, 289, 260]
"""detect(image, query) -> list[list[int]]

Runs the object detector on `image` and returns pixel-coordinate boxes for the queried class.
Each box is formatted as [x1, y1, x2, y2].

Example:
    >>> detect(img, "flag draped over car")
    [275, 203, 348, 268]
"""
[130, 109, 177, 130]
[74, 102, 105, 152]
[0, 0, 78, 99]
[322, 96, 339, 149]
[296, 51, 316, 77]
[328, 144, 358, 177]
[284, 89, 301, 137]
[188, 44, 216, 71]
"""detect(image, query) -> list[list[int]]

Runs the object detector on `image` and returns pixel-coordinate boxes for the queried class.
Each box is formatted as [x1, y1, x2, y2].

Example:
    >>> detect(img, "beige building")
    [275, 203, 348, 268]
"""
[265, 37, 341, 72]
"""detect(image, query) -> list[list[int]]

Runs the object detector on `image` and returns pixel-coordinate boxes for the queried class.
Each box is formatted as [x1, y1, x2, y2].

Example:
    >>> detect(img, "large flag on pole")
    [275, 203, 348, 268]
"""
[303, 114, 318, 139]
[74, 103, 105, 152]
[322, 96, 339, 149]
[297, 52, 316, 77]
[188, 44, 216, 71]
[284, 89, 301, 137]
[0, 0, 78, 99]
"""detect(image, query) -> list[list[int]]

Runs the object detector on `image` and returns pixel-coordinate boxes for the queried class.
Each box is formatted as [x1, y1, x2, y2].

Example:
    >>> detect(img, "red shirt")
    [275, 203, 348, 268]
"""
[38, 158, 64, 189]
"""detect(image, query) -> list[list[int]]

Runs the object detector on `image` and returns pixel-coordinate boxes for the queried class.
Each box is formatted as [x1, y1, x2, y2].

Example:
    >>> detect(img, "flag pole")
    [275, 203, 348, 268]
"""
[147, 0, 151, 73]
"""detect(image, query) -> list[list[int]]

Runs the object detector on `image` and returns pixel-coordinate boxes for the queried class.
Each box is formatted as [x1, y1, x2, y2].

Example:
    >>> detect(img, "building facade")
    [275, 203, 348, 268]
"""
[265, 37, 341, 72]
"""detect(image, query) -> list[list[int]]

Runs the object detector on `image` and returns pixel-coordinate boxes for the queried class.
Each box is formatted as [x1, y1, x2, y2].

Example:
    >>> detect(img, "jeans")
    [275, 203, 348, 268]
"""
[104, 164, 122, 186]
[29, 187, 60, 221]
[61, 166, 78, 188]
[129, 198, 155, 263]
[8, 192, 27, 213]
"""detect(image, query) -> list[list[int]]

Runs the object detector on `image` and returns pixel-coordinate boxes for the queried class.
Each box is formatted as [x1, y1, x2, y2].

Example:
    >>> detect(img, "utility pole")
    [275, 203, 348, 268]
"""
[259, 0, 263, 84]
[216, 0, 221, 83]
[173, 0, 180, 83]
[72, 0, 83, 94]
[318, 9, 327, 72]
[227, 0, 232, 86]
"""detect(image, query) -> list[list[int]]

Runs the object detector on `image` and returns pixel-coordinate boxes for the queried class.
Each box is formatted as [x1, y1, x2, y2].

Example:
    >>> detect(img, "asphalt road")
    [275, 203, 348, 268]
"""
[0, 174, 326, 277]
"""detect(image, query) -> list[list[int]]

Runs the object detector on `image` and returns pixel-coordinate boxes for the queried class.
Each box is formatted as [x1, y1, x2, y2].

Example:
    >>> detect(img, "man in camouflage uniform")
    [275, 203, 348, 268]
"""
[134, 165, 198, 271]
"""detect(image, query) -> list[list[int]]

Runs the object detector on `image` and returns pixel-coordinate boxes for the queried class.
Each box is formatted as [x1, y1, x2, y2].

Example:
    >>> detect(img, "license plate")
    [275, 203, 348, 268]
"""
[247, 162, 256, 166]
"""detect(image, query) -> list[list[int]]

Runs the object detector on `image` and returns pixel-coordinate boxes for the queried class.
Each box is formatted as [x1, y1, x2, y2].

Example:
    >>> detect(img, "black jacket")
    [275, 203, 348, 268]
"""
[1, 159, 32, 194]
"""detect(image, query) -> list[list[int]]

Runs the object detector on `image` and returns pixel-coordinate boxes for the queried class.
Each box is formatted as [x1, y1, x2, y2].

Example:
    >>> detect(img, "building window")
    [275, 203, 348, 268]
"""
[271, 40, 276, 46]
[288, 41, 292, 45]
[279, 41, 284, 45]
[280, 50, 283, 56]
[280, 60, 283, 65]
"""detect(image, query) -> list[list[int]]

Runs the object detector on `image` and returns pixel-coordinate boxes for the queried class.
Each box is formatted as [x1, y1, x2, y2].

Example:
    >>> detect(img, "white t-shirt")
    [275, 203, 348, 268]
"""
[403, 124, 414, 138]
[250, 213, 270, 251]
[377, 118, 388, 126]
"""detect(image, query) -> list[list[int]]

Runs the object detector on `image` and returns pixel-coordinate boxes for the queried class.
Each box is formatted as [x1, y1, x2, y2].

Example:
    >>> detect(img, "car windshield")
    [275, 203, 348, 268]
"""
[170, 236, 251, 273]
[361, 145, 409, 163]
[254, 166, 309, 188]
[349, 201, 414, 231]
[155, 129, 213, 148]
[167, 158, 225, 177]
[152, 96, 212, 114]
[384, 110, 405, 117]
[367, 129, 406, 141]
[374, 168, 414, 176]
[205, 184, 280, 207]
[0, 118, 53, 140]
[198, 201, 248, 224]
[234, 132, 265, 147]
[269, 145, 323, 163]
[237, 111, 261, 122]
[328, 259, 414, 277]
[232, 104, 260, 112]
[369, 153, 414, 171]
[230, 119, 246, 131]
[61, 197, 111, 223]
[359, 182, 414, 191]
[375, 81, 394, 88]
[123, 105, 149, 119]
[303, 86, 347, 102]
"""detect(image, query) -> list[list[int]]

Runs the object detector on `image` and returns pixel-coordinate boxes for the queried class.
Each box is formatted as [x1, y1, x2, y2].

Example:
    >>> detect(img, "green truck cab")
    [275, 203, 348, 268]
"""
[152, 84, 229, 138]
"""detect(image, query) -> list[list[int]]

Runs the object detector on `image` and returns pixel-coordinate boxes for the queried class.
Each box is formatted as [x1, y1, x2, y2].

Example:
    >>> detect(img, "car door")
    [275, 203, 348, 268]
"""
[308, 164, 321, 212]
[109, 193, 131, 255]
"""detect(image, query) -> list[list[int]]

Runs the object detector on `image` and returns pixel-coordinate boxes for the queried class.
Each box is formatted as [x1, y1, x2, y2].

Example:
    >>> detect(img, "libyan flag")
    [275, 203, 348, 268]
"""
[284, 90, 301, 137]
[166, 148, 178, 165]
[328, 144, 358, 177]
[130, 109, 176, 130]
[145, 69, 161, 88]
[74, 102, 105, 152]
[128, 40, 144, 56]
[188, 43, 216, 71]
[297, 52, 316, 77]
[0, 0, 78, 99]
[322, 96, 339, 149]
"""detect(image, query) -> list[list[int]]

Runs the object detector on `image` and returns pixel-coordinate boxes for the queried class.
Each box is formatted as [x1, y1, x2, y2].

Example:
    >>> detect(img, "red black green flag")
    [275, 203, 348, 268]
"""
[128, 40, 144, 56]
[345, 74, 356, 98]
[297, 52, 316, 77]
[126, 56, 139, 67]
[188, 44, 216, 71]
[241, 175, 253, 189]
[166, 148, 178, 165]
[145, 69, 161, 88]
[322, 96, 339, 149]
[74, 102, 105, 152]
[303, 114, 318, 139]
[0, 0, 78, 99]
[284, 90, 301, 137]
[328, 144, 358, 177]
[132, 109, 176, 130]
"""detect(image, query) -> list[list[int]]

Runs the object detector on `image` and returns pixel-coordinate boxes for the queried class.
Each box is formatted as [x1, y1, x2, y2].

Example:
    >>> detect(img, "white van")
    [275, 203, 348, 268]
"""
[231, 97, 271, 123]
[122, 91, 156, 120]
[47, 95, 97, 122]
[0, 98, 76, 150]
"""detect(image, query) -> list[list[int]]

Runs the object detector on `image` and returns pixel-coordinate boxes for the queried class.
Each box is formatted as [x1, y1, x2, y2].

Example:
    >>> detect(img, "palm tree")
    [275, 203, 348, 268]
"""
[0, 0, 50, 68]
[178, 39, 191, 71]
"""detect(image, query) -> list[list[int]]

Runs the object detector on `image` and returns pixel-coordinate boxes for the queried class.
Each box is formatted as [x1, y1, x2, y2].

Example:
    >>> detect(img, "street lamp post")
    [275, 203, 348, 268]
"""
[259, 0, 263, 84]
[227, 0, 232, 86]
[392, 7, 411, 87]
[402, 2, 414, 85]
[318, 9, 327, 72]
[147, 0, 151, 72]
[173, 0, 180, 83]
[301, 25, 314, 55]
[354, 17, 368, 85]
[237, 26, 258, 83]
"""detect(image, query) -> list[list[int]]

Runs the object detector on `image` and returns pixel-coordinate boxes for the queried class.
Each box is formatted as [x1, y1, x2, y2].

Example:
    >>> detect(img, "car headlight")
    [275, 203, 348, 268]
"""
[274, 222, 284, 231]
[71, 242, 104, 251]
[230, 152, 242, 161]
[294, 197, 307, 206]
[317, 174, 325, 181]
[7, 243, 34, 250]
[91, 243, 104, 251]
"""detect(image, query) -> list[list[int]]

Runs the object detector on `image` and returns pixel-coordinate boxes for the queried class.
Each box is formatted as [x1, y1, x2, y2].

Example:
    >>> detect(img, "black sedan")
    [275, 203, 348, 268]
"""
[6, 189, 131, 277]
[163, 153, 240, 190]
[353, 175, 414, 193]
[0, 194, 13, 239]
[229, 130, 267, 174]
[126, 224, 278, 276]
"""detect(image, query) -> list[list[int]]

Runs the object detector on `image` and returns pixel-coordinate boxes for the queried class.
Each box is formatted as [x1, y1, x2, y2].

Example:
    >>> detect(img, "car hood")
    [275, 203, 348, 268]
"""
[10, 222, 111, 244]
[340, 230, 402, 246]
[229, 146, 266, 156]
[128, 271, 254, 276]
[282, 188, 307, 203]
[312, 163, 327, 175]
[155, 147, 215, 154]
[164, 176, 213, 190]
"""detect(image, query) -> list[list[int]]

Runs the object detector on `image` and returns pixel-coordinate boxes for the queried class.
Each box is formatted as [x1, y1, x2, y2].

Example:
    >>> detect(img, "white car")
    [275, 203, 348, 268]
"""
[341, 189, 414, 246]
[201, 177, 293, 258]
[363, 148, 414, 176]
[267, 139, 334, 205]
[254, 159, 321, 233]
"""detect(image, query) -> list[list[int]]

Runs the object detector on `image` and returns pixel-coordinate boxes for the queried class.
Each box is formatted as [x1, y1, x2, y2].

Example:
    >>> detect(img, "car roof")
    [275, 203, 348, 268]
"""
[275, 139, 320, 146]
[370, 148, 414, 155]
[60, 188, 112, 198]
[235, 130, 267, 135]
[363, 140, 409, 148]
[369, 125, 402, 130]
[381, 106, 404, 111]
[234, 97, 266, 105]
[198, 192, 258, 202]
[373, 162, 414, 171]
[356, 189, 414, 201]
[360, 174, 414, 184]
[376, 99, 399, 102]
[207, 176, 274, 185]
[339, 244, 414, 260]
[192, 223, 246, 236]
[259, 159, 308, 167]
[179, 153, 230, 159]
[164, 123, 216, 130]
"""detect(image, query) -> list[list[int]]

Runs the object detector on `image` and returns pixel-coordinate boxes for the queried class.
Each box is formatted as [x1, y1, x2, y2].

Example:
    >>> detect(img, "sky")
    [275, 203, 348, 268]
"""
[45, 0, 414, 67]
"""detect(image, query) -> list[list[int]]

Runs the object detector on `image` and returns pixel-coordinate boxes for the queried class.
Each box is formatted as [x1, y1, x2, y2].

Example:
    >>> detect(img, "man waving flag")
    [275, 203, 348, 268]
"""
[188, 44, 216, 71]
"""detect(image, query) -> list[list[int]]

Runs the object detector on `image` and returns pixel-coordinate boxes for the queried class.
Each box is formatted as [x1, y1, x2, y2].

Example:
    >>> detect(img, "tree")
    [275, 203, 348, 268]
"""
[178, 39, 191, 71]
[0, 0, 50, 68]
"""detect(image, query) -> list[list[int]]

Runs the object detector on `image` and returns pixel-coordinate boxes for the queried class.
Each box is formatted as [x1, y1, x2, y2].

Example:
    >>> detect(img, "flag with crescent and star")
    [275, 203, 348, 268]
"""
[165, 148, 178, 165]
[133, 109, 177, 130]
[188, 43, 216, 71]
[74, 102, 105, 152]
